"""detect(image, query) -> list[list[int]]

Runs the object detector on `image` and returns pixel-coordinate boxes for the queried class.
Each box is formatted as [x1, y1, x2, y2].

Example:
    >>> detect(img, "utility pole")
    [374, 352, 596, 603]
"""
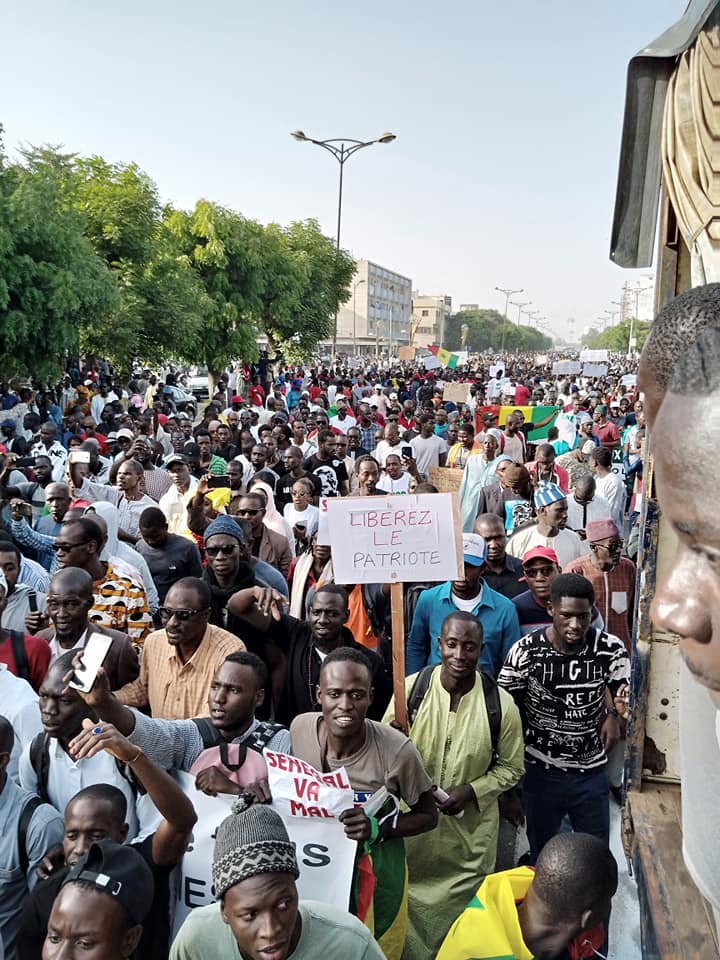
[495, 286, 522, 355]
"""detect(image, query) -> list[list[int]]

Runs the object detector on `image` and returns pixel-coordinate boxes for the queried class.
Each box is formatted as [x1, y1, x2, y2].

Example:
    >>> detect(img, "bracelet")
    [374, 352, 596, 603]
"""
[606, 706, 619, 718]
[128, 746, 144, 763]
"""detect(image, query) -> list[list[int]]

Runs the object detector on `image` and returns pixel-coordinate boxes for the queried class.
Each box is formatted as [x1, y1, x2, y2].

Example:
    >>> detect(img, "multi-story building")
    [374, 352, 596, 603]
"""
[411, 293, 452, 350]
[334, 259, 413, 356]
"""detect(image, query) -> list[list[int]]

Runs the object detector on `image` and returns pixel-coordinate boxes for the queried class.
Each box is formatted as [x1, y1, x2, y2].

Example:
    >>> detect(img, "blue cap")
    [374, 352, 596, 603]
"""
[0, 419, 16, 429]
[205, 515, 245, 543]
[534, 482, 567, 509]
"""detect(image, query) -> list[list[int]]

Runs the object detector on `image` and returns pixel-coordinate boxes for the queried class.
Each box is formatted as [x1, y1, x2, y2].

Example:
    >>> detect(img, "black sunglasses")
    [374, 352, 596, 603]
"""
[158, 606, 208, 621]
[52, 540, 91, 553]
[205, 543, 239, 557]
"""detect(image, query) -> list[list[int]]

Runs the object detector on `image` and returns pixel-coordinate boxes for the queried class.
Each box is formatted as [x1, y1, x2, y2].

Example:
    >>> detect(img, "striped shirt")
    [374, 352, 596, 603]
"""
[90, 563, 153, 647]
[116, 623, 245, 719]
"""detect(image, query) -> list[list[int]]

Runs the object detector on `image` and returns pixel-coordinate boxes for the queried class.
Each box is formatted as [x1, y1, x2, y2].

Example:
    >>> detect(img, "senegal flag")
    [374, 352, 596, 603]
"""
[427, 344, 459, 369]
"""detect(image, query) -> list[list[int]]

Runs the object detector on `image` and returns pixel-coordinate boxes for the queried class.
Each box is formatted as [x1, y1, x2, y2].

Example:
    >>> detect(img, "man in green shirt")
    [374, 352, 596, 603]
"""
[170, 797, 385, 960]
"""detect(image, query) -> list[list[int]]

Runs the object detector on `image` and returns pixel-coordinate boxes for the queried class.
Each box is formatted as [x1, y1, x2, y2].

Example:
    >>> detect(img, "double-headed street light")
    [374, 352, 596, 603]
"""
[496, 286, 523, 355]
[291, 130, 397, 356]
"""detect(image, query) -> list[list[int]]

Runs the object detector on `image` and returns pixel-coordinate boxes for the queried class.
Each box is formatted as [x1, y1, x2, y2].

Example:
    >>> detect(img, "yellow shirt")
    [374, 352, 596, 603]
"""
[437, 868, 535, 960]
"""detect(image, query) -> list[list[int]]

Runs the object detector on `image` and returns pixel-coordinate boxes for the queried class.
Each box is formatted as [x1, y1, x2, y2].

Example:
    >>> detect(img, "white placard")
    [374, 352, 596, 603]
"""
[172, 763, 356, 936]
[552, 360, 582, 375]
[582, 363, 608, 378]
[317, 492, 463, 584]
[580, 348, 609, 362]
[421, 354, 442, 370]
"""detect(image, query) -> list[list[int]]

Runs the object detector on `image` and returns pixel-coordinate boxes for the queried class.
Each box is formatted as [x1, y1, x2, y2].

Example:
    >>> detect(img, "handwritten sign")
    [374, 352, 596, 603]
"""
[173, 757, 357, 935]
[265, 750, 354, 819]
[317, 492, 462, 584]
[442, 382, 469, 404]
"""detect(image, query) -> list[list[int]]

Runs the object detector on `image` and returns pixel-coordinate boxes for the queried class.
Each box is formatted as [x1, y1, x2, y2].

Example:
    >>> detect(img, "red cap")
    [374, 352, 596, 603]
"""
[521, 546, 559, 566]
[231, 395, 244, 403]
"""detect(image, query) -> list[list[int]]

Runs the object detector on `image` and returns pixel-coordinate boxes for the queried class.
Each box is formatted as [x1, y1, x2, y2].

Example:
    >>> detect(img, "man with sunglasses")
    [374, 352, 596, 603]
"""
[512, 547, 604, 636]
[564, 519, 635, 654]
[116, 577, 244, 720]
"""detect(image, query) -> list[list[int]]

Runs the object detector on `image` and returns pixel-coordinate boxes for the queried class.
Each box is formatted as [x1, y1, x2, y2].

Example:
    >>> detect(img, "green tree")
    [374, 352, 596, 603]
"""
[0, 143, 117, 380]
[445, 308, 553, 353]
[583, 318, 650, 352]
[269, 219, 355, 360]
[69, 158, 208, 371]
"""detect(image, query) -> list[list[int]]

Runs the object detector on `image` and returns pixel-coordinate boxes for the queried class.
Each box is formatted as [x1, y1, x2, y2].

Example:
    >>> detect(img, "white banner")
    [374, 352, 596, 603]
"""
[552, 360, 582, 375]
[421, 354, 442, 370]
[173, 759, 357, 936]
[316, 492, 463, 584]
[580, 348, 609, 362]
[582, 363, 608, 378]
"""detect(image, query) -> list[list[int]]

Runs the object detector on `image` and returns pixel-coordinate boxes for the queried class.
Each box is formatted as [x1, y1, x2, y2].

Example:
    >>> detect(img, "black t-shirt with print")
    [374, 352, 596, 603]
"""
[302, 455, 348, 498]
[497, 626, 629, 769]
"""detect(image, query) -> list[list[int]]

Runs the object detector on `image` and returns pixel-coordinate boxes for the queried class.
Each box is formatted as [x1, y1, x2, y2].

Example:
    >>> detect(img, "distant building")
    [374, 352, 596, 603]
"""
[411, 293, 452, 350]
[334, 259, 413, 356]
[619, 281, 654, 323]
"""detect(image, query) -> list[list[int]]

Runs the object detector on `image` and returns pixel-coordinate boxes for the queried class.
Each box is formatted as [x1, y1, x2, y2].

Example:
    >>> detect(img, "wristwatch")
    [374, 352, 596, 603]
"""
[606, 706, 619, 718]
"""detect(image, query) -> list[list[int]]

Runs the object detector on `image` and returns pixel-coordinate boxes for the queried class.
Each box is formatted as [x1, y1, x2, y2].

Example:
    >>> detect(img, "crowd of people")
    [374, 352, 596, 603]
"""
[0, 347, 650, 960]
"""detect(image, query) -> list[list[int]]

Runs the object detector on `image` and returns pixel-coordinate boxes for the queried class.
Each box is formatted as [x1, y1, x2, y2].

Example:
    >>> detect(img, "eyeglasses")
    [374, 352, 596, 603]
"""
[158, 606, 208, 621]
[523, 565, 556, 579]
[52, 540, 90, 553]
[205, 543, 239, 557]
[237, 508, 262, 516]
[593, 540, 624, 553]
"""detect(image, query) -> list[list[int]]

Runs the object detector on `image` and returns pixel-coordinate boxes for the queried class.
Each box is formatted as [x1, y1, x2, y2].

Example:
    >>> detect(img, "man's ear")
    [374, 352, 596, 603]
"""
[121, 924, 143, 958]
[255, 687, 265, 709]
[315, 684, 322, 706]
[368, 685, 374, 706]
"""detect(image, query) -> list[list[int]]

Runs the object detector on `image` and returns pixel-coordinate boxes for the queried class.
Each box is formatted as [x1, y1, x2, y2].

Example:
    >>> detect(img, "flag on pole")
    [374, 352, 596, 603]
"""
[427, 344, 459, 369]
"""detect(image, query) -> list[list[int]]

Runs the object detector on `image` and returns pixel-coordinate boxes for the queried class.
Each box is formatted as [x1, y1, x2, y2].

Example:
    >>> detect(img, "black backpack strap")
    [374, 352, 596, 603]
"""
[28, 733, 51, 804]
[218, 742, 248, 772]
[192, 717, 223, 749]
[18, 795, 42, 877]
[407, 665, 436, 726]
[9, 629, 31, 684]
[480, 671, 503, 766]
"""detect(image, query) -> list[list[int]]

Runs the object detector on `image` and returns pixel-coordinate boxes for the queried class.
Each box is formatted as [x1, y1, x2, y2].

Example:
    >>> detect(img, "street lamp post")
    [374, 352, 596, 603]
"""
[291, 130, 396, 357]
[510, 300, 532, 327]
[495, 286, 523, 355]
[352, 278, 366, 356]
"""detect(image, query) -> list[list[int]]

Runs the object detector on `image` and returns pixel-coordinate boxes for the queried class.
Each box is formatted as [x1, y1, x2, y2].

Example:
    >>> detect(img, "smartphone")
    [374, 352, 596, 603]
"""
[207, 475, 231, 488]
[69, 450, 91, 465]
[433, 786, 465, 819]
[12, 457, 36, 469]
[402, 445, 413, 458]
[69, 634, 113, 693]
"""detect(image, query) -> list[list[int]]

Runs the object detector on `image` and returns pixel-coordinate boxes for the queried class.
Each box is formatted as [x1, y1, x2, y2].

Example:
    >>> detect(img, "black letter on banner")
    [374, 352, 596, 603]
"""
[302, 843, 331, 867]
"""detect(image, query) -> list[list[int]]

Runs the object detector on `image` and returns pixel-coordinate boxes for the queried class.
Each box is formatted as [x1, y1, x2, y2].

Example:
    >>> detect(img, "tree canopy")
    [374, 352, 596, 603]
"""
[581, 318, 650, 352]
[0, 135, 355, 378]
[444, 308, 553, 353]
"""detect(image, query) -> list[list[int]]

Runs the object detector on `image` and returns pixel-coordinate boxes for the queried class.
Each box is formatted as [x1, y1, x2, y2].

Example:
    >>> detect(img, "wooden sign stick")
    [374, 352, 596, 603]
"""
[390, 580, 408, 733]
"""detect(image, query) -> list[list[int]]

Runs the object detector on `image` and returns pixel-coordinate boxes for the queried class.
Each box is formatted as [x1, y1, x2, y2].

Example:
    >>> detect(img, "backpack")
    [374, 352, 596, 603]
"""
[28, 733, 142, 803]
[17, 794, 42, 876]
[407, 665, 502, 766]
[192, 718, 285, 755]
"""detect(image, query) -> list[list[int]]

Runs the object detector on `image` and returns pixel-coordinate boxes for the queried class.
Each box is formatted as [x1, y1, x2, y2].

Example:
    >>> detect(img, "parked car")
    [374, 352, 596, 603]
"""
[186, 366, 210, 399]
[162, 384, 197, 418]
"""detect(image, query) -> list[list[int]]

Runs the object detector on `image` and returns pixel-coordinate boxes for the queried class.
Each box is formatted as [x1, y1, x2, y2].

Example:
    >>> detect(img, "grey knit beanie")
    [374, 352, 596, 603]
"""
[212, 795, 299, 897]
[205, 515, 245, 543]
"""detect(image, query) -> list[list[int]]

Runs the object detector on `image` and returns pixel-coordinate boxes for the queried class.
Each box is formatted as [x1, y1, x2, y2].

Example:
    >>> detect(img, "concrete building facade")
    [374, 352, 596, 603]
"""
[334, 259, 413, 356]
[411, 293, 452, 350]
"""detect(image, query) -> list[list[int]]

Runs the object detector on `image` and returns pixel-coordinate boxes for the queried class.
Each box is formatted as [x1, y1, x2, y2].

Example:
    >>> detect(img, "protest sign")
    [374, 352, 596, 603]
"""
[398, 346, 415, 361]
[552, 360, 582, 375]
[489, 363, 505, 378]
[582, 363, 608, 378]
[580, 348, 609, 362]
[442, 382, 469, 404]
[621, 374, 637, 387]
[421, 354, 442, 370]
[173, 758, 356, 936]
[318, 493, 462, 585]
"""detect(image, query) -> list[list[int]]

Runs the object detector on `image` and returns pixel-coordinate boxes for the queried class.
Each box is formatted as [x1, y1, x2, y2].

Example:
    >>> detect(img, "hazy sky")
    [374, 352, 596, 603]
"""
[3, 0, 683, 340]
